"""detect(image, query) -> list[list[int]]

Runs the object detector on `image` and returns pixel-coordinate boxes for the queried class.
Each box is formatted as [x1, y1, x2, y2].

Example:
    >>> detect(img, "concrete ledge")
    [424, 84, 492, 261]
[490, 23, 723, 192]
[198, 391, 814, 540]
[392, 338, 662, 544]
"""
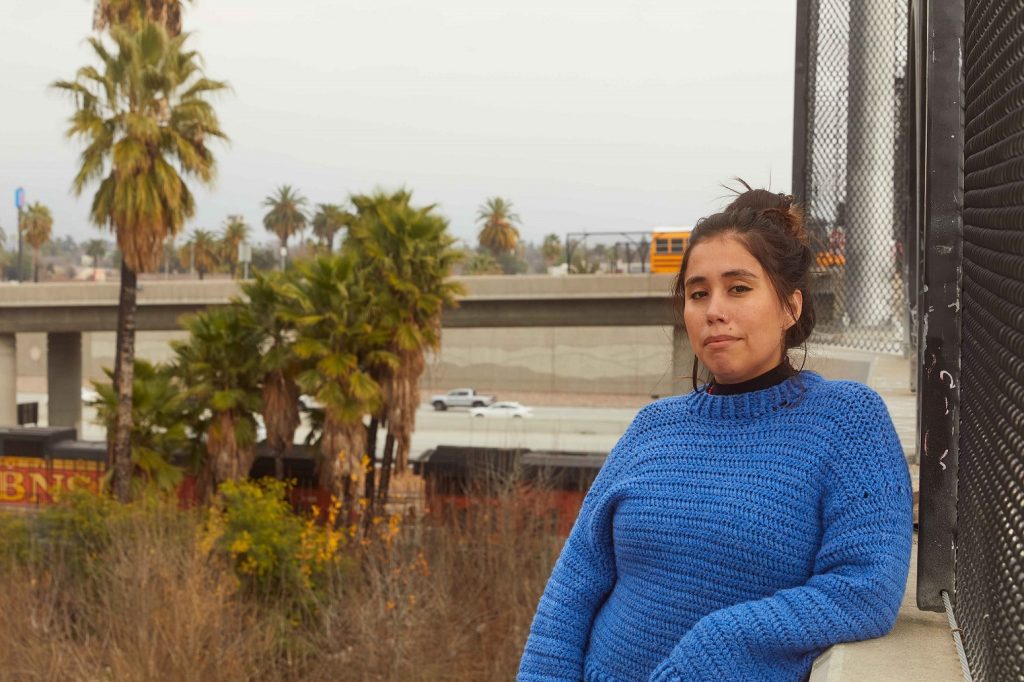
[809, 538, 961, 681]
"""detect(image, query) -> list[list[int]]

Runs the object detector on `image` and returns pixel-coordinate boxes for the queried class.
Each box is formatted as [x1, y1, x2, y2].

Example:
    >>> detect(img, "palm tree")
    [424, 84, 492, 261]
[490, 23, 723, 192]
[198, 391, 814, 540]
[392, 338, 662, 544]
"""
[88, 359, 187, 492]
[542, 233, 563, 266]
[93, 0, 190, 36]
[239, 272, 301, 479]
[181, 228, 219, 279]
[85, 238, 109, 270]
[22, 202, 54, 282]
[476, 197, 521, 257]
[220, 214, 249, 277]
[172, 306, 263, 493]
[346, 189, 464, 509]
[262, 185, 308, 267]
[312, 203, 353, 252]
[464, 251, 502, 275]
[54, 21, 227, 501]
[281, 254, 396, 505]
[0, 227, 10, 281]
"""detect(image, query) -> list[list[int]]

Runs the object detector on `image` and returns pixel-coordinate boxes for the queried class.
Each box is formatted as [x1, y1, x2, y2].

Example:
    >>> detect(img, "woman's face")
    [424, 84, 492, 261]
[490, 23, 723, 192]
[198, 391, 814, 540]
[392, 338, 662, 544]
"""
[682, 235, 802, 385]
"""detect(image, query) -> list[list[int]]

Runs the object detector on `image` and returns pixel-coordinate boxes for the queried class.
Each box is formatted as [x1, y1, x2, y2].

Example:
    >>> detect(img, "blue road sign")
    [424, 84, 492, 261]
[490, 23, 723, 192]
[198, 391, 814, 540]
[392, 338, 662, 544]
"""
[14, 187, 25, 210]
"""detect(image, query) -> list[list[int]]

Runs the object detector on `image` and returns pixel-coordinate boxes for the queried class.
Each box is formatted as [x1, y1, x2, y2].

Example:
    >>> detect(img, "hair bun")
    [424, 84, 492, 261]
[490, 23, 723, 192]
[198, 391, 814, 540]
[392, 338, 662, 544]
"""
[722, 181, 809, 245]
[771, 201, 809, 247]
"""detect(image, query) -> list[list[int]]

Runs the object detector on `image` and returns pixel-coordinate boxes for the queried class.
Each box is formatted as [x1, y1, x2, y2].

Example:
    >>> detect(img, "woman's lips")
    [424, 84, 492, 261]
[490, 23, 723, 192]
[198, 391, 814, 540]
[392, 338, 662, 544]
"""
[704, 335, 738, 348]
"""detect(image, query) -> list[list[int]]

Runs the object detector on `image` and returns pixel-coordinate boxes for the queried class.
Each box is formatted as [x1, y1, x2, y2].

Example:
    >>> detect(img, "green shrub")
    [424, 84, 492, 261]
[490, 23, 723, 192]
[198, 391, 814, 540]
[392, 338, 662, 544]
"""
[35, 488, 123, 575]
[208, 479, 348, 602]
[0, 512, 32, 566]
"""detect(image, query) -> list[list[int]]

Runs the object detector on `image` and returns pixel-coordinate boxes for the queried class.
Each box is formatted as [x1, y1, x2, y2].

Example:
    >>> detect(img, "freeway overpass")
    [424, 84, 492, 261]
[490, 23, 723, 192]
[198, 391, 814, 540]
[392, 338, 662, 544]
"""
[0, 274, 692, 428]
[0, 274, 681, 332]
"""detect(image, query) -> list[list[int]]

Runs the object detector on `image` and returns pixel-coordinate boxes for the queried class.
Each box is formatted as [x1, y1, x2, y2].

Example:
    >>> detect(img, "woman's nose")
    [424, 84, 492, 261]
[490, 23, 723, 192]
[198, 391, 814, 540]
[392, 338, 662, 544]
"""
[705, 294, 727, 323]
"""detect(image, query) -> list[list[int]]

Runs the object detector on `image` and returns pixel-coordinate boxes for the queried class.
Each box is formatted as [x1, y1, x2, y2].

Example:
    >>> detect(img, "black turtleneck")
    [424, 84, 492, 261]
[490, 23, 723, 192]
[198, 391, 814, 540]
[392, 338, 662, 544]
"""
[707, 360, 797, 396]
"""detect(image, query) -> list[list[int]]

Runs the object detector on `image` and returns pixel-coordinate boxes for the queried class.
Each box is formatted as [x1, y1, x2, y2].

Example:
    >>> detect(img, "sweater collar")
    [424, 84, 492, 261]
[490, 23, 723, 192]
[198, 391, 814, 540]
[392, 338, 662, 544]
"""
[685, 371, 822, 420]
[707, 360, 797, 396]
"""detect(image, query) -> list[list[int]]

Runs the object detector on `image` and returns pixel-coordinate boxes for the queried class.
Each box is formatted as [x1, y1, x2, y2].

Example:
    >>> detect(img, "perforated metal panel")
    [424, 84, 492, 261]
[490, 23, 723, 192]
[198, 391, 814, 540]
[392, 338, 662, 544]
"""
[959, 1, 1024, 677]
[795, 0, 911, 352]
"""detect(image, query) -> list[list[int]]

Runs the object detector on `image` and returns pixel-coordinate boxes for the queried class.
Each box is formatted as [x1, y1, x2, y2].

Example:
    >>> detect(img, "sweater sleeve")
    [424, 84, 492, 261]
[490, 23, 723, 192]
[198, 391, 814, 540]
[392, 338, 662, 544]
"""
[517, 409, 646, 681]
[648, 387, 914, 682]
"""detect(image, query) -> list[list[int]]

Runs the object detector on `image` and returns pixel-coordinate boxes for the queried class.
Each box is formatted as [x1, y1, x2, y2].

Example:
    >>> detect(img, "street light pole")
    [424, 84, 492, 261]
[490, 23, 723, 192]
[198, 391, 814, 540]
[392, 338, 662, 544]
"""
[16, 207, 23, 283]
[14, 188, 25, 283]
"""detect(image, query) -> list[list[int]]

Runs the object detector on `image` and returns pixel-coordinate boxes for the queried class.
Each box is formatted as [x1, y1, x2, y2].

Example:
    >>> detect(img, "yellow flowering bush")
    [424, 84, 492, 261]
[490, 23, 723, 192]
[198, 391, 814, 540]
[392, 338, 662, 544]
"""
[208, 478, 348, 600]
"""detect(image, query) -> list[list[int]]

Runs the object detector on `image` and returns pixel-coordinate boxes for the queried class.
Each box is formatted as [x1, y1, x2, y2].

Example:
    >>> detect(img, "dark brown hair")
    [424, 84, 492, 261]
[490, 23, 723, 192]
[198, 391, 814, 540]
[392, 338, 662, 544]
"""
[674, 180, 816, 369]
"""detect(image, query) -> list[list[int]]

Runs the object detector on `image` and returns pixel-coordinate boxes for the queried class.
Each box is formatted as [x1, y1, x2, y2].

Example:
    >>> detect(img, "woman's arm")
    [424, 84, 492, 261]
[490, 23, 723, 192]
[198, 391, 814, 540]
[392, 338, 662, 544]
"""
[649, 387, 914, 682]
[517, 410, 647, 681]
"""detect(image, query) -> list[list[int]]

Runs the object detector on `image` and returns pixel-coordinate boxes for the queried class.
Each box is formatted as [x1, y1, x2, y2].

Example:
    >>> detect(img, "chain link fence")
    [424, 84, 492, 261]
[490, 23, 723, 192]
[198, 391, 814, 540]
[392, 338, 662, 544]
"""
[795, 0, 910, 353]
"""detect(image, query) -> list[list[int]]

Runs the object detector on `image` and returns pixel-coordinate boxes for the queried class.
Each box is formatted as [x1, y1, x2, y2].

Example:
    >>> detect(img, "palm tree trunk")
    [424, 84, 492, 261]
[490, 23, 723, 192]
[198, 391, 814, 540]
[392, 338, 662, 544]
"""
[376, 429, 396, 508]
[32, 249, 39, 283]
[111, 261, 138, 502]
[362, 415, 380, 527]
[364, 415, 379, 502]
[110, 288, 125, 475]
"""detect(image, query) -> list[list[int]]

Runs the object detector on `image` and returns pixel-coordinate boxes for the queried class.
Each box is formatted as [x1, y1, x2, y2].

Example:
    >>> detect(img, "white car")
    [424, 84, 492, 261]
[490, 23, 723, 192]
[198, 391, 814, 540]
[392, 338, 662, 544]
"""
[469, 401, 532, 419]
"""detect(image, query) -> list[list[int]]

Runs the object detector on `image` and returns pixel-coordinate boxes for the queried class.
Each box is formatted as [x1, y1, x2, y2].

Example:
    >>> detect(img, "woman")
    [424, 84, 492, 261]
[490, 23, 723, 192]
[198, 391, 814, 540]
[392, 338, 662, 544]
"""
[517, 186, 913, 681]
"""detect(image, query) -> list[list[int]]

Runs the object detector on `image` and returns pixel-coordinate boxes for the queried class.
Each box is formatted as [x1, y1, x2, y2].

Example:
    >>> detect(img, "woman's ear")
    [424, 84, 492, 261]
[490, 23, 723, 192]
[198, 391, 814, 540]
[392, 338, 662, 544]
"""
[784, 289, 803, 330]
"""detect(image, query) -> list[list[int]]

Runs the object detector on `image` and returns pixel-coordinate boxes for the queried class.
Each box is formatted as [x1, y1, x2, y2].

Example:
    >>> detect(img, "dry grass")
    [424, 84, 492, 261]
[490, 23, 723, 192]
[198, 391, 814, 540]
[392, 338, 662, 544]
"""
[0, 482, 563, 682]
[0, 504, 275, 682]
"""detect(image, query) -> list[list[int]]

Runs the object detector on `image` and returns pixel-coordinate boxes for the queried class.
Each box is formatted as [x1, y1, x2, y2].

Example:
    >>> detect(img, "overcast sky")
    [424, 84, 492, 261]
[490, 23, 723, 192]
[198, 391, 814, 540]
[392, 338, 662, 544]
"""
[0, 1, 795, 248]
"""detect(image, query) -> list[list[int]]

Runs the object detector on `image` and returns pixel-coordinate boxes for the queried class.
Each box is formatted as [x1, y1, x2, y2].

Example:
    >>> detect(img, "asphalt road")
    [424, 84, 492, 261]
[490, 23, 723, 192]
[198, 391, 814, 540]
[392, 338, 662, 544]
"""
[403, 404, 637, 458]
[23, 395, 639, 459]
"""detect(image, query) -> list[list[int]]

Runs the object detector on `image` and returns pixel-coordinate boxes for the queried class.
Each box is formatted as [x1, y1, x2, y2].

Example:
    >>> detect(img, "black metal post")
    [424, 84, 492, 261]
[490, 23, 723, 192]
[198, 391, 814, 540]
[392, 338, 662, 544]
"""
[916, 0, 963, 613]
[792, 0, 811, 202]
[906, 0, 924, 392]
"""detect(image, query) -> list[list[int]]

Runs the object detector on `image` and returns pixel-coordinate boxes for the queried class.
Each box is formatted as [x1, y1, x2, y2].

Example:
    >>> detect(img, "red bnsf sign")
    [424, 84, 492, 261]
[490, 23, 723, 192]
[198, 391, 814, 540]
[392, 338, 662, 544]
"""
[0, 457, 102, 506]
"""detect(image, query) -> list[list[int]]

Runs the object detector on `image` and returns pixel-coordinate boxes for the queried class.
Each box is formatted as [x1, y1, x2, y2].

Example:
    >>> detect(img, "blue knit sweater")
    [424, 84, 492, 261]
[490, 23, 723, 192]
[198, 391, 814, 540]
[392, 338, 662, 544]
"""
[517, 372, 913, 682]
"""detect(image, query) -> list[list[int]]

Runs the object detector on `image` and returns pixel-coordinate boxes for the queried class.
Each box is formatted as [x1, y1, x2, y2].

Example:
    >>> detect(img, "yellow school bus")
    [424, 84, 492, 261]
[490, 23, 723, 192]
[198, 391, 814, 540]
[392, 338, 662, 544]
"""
[650, 229, 692, 274]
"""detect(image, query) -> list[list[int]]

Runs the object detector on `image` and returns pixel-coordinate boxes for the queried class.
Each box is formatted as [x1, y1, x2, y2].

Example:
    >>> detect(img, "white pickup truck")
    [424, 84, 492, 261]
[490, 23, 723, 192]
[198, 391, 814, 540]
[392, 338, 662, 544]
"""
[430, 388, 497, 411]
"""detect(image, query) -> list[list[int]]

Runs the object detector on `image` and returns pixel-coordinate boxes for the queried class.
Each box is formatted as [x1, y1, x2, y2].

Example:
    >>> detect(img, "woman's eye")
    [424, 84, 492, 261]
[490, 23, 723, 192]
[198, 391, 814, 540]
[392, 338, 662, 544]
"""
[731, 285, 751, 294]
[689, 290, 707, 300]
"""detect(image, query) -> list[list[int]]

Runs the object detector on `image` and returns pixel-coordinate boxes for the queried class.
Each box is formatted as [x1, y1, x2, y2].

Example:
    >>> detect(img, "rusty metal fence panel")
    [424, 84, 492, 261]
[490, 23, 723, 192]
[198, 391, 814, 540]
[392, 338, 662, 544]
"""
[794, 0, 911, 353]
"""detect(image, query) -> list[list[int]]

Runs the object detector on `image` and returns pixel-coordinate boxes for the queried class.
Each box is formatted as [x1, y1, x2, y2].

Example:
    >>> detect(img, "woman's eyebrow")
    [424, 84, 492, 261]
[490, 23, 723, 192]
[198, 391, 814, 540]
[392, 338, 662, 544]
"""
[723, 268, 759, 279]
[684, 269, 759, 288]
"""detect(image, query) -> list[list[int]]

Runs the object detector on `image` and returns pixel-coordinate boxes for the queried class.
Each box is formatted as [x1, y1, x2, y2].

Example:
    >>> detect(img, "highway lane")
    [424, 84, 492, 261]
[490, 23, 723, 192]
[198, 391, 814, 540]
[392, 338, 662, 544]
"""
[35, 397, 641, 459]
